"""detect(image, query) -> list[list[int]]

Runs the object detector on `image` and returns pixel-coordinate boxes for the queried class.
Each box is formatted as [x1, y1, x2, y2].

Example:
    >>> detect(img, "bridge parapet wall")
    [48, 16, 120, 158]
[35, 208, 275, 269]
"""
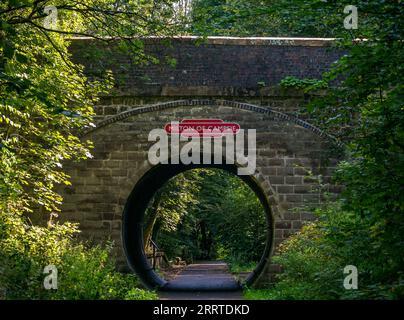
[69, 36, 343, 98]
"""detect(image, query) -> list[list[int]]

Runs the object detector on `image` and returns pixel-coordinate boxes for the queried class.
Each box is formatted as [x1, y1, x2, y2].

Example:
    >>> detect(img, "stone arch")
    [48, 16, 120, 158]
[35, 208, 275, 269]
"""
[79, 98, 341, 222]
[132, 148, 281, 220]
[61, 98, 344, 287]
[122, 161, 275, 290]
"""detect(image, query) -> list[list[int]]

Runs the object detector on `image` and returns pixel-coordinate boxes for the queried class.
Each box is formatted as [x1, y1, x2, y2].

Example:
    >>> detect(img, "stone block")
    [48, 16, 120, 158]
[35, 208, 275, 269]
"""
[269, 176, 284, 184]
[286, 194, 303, 202]
[294, 185, 313, 194]
[285, 176, 303, 185]
[275, 221, 292, 229]
[276, 185, 294, 194]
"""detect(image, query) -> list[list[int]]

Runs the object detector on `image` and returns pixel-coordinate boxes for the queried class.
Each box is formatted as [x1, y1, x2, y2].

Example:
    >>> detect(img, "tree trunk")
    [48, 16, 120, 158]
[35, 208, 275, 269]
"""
[199, 220, 207, 258]
[143, 191, 162, 252]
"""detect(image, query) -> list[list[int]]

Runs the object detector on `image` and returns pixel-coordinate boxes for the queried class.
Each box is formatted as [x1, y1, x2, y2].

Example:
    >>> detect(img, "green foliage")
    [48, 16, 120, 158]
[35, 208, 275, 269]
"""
[190, 0, 286, 36]
[0, 1, 180, 300]
[244, 288, 276, 300]
[148, 169, 267, 266]
[280, 76, 328, 91]
[245, 202, 404, 300]
[0, 0, 183, 218]
[0, 211, 157, 299]
[143, 169, 203, 256]
[227, 260, 257, 274]
[191, 0, 403, 38]
[190, 0, 352, 37]
[290, 4, 404, 298]
[207, 171, 266, 264]
[237, 0, 404, 300]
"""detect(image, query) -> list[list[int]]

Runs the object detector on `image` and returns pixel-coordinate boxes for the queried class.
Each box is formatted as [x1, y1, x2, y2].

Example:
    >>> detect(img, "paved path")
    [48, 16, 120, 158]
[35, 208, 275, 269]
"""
[159, 261, 244, 300]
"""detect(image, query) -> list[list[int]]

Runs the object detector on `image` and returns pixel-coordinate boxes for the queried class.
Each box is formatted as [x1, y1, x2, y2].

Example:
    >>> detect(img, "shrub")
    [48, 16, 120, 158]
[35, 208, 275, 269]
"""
[0, 212, 157, 300]
[245, 202, 404, 300]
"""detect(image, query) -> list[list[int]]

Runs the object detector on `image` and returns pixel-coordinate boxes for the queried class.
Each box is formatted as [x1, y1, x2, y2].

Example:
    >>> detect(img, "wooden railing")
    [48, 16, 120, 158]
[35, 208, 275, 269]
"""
[148, 239, 170, 270]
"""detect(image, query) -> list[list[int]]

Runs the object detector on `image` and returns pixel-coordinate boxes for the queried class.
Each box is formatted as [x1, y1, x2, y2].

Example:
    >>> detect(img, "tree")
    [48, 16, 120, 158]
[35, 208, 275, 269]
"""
[143, 170, 202, 252]
[190, 0, 287, 36]
[0, 0, 184, 299]
[0, 0, 183, 218]
[287, 0, 404, 299]
[281, 1, 404, 256]
[217, 0, 404, 298]
[148, 169, 267, 264]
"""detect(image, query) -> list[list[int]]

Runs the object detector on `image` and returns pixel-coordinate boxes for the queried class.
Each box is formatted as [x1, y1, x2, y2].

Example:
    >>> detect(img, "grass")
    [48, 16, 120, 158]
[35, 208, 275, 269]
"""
[243, 288, 276, 300]
[227, 261, 257, 273]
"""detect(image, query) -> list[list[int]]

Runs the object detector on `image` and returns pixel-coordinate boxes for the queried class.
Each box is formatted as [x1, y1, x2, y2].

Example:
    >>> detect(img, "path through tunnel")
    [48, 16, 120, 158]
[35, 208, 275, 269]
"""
[122, 163, 274, 292]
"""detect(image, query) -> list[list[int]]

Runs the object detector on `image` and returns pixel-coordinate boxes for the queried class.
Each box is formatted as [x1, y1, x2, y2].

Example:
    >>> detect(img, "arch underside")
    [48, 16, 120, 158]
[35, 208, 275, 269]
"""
[122, 162, 274, 291]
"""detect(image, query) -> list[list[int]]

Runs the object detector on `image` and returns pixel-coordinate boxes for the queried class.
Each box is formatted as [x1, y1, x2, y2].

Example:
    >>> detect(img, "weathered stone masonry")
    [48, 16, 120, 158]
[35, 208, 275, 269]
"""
[62, 37, 345, 284]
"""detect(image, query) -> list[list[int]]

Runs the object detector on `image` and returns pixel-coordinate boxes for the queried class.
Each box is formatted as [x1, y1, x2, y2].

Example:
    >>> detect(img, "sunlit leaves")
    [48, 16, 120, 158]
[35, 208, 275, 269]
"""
[149, 169, 267, 263]
[0, 1, 182, 219]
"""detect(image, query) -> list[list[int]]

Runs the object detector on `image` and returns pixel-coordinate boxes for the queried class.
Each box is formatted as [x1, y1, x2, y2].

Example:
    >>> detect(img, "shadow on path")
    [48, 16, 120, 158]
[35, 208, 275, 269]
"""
[159, 261, 244, 300]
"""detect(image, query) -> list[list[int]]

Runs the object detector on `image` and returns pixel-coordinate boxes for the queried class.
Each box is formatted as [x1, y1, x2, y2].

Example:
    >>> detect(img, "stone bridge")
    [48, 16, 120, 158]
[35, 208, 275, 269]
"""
[61, 37, 345, 289]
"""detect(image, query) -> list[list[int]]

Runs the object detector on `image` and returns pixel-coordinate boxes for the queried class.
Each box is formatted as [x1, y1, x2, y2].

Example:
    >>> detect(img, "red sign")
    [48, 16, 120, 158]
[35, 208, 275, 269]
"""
[164, 119, 240, 137]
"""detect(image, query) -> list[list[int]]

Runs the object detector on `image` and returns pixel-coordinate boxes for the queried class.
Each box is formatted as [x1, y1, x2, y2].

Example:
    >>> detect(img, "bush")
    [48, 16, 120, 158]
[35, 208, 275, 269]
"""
[227, 260, 257, 274]
[245, 202, 404, 300]
[0, 212, 157, 300]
